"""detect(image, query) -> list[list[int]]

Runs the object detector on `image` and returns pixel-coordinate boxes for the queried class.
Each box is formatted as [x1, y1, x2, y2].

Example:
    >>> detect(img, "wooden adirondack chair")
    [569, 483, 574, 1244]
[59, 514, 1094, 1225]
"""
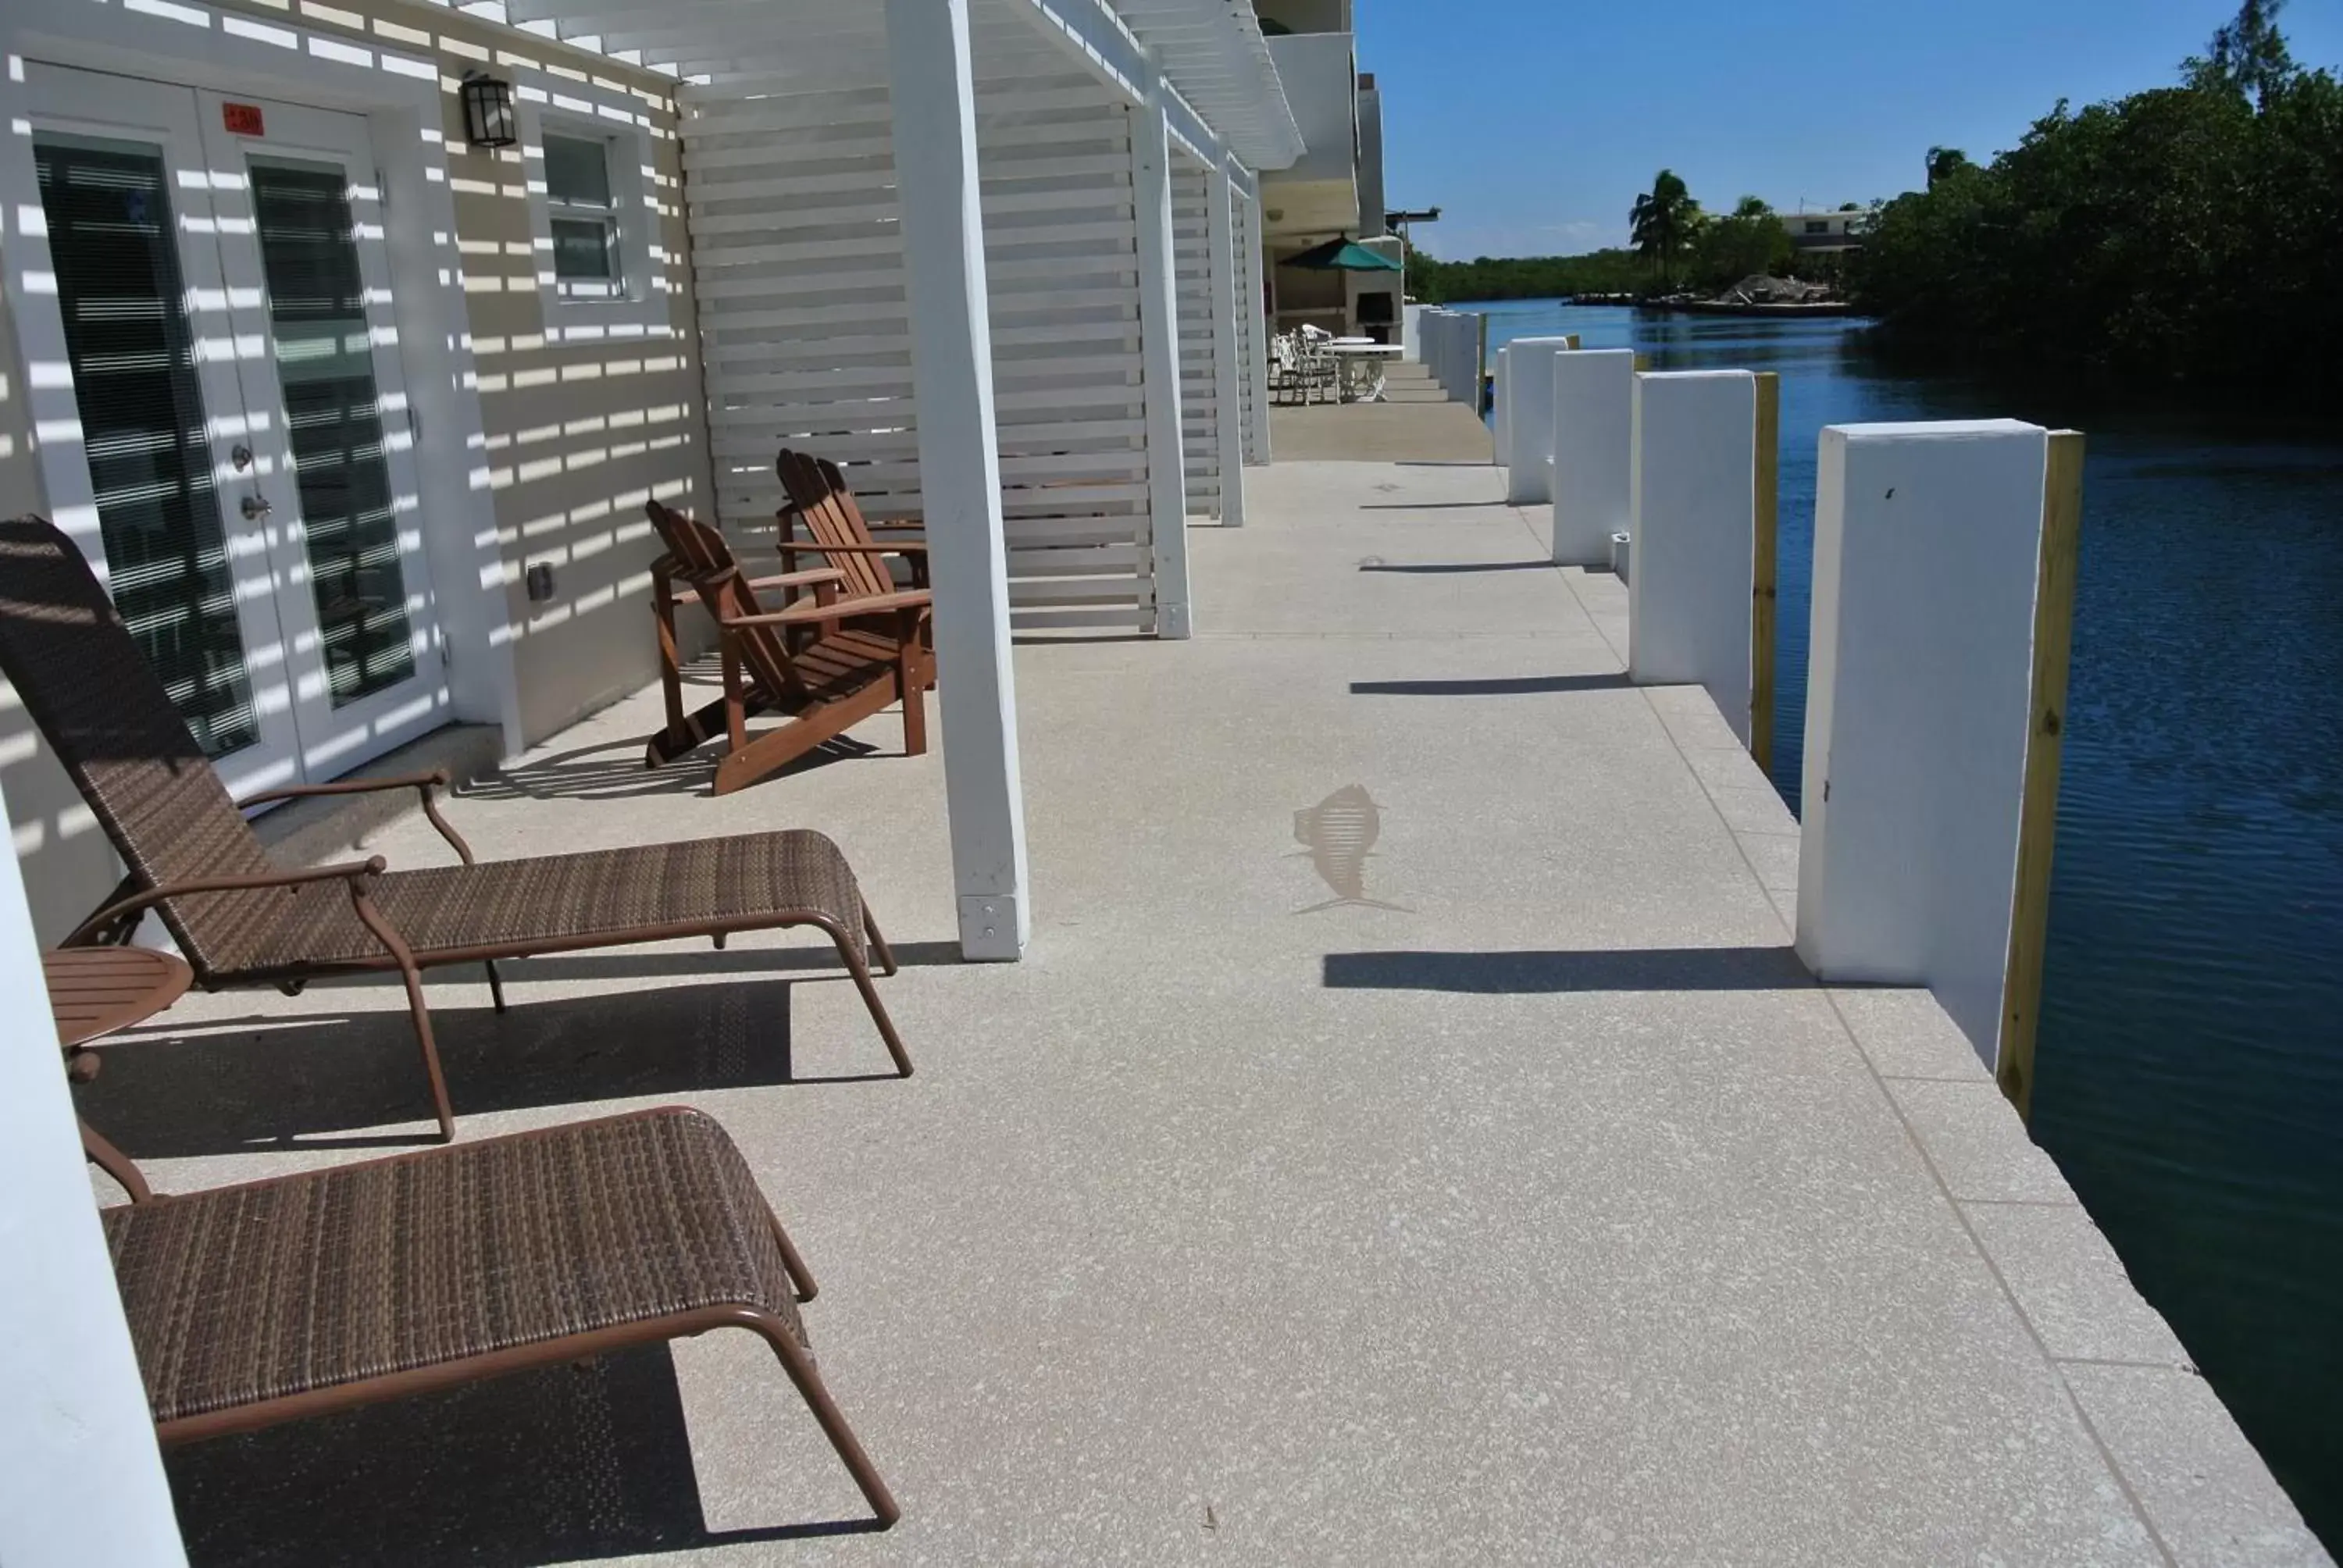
[643, 500, 933, 796]
[775, 449, 931, 613]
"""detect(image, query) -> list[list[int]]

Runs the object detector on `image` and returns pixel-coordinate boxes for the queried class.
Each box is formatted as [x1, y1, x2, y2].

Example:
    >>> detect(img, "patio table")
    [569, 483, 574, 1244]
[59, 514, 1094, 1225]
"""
[1326, 343, 1407, 403]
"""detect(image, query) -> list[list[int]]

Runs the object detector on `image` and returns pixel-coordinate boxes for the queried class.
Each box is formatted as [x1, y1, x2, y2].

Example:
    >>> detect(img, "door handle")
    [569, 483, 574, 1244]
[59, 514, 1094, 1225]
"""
[240, 494, 273, 520]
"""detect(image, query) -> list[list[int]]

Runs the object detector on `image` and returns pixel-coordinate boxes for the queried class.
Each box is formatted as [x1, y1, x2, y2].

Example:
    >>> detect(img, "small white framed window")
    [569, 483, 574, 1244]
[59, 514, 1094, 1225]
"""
[515, 80, 671, 342]
[543, 130, 622, 298]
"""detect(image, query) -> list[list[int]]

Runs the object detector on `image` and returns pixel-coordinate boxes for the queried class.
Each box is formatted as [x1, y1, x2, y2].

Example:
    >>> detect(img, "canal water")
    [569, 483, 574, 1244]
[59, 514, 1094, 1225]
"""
[1460, 299, 2343, 1546]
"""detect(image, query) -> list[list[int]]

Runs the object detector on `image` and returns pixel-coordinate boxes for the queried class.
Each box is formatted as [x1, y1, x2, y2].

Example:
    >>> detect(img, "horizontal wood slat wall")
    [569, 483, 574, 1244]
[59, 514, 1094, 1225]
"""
[680, 0, 1160, 634]
[1232, 182, 1261, 466]
[1169, 152, 1220, 519]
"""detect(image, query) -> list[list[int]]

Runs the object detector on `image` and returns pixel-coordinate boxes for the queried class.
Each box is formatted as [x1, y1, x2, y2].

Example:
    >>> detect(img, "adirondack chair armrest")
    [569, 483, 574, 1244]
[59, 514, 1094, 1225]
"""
[665, 566, 847, 611]
[724, 589, 932, 629]
[742, 568, 850, 590]
[63, 857, 390, 948]
[239, 770, 481, 867]
[797, 540, 927, 556]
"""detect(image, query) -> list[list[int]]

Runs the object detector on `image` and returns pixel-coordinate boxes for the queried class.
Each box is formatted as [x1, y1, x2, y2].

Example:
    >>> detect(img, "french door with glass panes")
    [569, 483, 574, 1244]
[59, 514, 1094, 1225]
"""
[21, 64, 440, 799]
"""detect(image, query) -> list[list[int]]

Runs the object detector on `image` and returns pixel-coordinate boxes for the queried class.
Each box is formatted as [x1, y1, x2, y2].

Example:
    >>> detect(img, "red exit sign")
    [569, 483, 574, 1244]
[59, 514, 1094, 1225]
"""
[222, 102, 265, 137]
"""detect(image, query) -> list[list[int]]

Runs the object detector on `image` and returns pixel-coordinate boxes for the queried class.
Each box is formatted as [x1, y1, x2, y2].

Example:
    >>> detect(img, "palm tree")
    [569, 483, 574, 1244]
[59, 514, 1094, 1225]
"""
[1629, 169, 1699, 287]
[2207, 0, 2295, 108]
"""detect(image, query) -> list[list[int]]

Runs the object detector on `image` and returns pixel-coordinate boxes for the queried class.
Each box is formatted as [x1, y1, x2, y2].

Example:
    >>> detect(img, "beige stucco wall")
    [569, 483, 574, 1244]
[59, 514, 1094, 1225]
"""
[0, 222, 125, 942]
[0, 0, 713, 939]
[386, 14, 714, 743]
[292, 0, 715, 745]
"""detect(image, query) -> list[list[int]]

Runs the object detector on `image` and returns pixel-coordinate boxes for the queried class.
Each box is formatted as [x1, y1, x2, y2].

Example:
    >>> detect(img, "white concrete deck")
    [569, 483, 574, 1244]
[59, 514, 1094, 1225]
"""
[95, 462, 2320, 1565]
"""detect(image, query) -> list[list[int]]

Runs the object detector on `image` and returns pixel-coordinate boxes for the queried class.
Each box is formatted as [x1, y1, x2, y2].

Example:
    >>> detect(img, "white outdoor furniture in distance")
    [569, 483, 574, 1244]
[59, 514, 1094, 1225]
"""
[1327, 342, 1406, 402]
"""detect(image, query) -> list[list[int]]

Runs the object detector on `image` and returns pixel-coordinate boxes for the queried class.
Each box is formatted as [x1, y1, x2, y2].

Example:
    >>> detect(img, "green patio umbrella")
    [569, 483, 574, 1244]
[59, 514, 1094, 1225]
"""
[1279, 236, 1402, 272]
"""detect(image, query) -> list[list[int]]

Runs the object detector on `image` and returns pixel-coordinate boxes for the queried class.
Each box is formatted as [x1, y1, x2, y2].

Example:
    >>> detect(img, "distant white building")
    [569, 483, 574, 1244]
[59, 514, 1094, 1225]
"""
[1255, 1, 1402, 338]
[1781, 209, 1865, 260]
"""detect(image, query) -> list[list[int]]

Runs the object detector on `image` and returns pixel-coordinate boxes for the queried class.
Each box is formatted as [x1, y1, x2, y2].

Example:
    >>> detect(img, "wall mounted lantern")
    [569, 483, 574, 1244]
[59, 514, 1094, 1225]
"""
[462, 73, 518, 149]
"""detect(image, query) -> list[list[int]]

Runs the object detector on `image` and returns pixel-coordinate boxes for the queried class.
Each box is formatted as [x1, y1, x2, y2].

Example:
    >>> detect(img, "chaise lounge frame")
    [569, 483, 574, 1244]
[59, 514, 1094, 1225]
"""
[101, 1105, 898, 1528]
[0, 517, 913, 1145]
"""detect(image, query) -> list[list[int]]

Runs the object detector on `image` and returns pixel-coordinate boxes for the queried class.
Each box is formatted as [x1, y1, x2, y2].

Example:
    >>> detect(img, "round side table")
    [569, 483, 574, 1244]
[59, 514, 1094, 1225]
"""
[44, 946, 192, 1203]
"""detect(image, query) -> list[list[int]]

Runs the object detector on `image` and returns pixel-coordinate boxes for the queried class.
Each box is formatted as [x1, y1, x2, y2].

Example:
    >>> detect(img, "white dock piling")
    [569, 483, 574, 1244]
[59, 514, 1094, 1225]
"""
[1501, 335, 1578, 504]
[1628, 370, 1759, 743]
[1551, 348, 1635, 565]
[1795, 419, 2079, 1085]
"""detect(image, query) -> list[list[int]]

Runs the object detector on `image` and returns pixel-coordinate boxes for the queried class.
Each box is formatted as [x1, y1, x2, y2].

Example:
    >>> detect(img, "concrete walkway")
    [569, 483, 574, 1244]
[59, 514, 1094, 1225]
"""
[1268, 363, 1492, 462]
[105, 463, 2320, 1565]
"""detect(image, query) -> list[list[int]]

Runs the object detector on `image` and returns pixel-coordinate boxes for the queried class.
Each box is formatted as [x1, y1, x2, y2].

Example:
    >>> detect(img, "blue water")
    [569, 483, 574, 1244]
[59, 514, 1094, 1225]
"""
[1462, 299, 2343, 1546]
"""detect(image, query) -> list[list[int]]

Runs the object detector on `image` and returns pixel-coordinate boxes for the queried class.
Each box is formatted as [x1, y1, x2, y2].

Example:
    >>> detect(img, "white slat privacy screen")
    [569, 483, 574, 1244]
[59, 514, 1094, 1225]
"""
[1232, 180, 1264, 465]
[1168, 150, 1220, 520]
[681, 0, 1168, 634]
[975, 34, 1157, 630]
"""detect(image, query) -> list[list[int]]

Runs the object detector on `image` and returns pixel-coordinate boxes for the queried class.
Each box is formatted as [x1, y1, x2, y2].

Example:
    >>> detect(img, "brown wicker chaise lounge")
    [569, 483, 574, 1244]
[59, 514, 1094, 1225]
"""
[102, 1104, 900, 1527]
[0, 518, 912, 1143]
[643, 499, 933, 796]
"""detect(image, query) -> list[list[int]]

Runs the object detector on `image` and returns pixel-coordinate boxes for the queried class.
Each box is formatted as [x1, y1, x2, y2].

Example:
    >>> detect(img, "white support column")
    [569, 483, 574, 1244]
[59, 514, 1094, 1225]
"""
[1628, 370, 1758, 742]
[1797, 420, 2054, 1067]
[0, 776, 188, 1568]
[1501, 335, 1575, 504]
[1552, 348, 1635, 565]
[1243, 187, 1271, 465]
[886, 0, 1032, 960]
[1207, 159, 1247, 527]
[1130, 76, 1193, 637]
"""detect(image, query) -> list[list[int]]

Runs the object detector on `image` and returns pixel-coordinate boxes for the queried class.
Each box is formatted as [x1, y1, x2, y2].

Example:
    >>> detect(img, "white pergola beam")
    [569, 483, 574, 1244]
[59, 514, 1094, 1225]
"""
[502, 0, 1300, 171]
[1108, 0, 1302, 169]
[885, 0, 1032, 960]
[997, 0, 1148, 102]
[1161, 77, 1218, 166]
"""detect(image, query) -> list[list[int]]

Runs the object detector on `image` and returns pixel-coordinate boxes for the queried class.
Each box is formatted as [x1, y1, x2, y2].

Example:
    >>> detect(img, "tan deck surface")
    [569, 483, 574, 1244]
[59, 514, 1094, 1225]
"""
[1268, 361, 1492, 463]
[93, 460, 2321, 1566]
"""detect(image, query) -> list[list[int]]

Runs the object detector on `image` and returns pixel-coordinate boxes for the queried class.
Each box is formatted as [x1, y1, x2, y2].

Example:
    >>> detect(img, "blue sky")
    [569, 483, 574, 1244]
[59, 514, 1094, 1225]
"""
[1368, 0, 2343, 258]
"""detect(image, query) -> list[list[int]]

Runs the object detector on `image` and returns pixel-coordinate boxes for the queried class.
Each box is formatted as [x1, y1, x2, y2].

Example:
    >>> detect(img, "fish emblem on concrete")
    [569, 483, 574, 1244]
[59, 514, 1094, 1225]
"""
[1292, 785, 1412, 914]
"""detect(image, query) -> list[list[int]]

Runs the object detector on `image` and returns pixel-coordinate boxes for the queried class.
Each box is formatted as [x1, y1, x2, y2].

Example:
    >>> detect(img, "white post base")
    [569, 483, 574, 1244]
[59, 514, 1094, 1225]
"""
[958, 893, 1028, 962]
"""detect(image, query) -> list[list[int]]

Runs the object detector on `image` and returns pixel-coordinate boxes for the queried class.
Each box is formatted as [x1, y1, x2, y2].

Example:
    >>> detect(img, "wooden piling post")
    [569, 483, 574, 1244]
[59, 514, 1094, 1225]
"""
[1749, 372, 1780, 774]
[1997, 429, 2084, 1121]
[1476, 312, 1491, 418]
